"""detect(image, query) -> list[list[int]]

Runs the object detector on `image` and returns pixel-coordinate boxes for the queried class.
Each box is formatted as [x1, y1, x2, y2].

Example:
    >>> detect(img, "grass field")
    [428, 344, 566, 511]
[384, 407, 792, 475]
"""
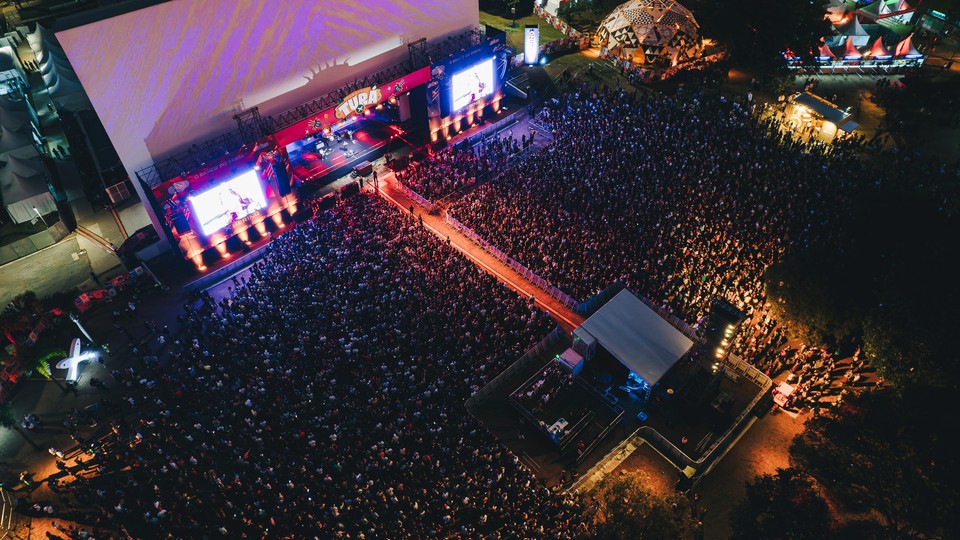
[479, 12, 567, 51]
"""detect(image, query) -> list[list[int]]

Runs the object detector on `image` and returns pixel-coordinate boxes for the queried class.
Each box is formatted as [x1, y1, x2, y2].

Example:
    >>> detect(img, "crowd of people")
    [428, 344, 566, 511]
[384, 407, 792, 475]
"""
[48, 195, 584, 538]
[448, 83, 873, 381]
[394, 133, 524, 201]
[24, 79, 949, 538]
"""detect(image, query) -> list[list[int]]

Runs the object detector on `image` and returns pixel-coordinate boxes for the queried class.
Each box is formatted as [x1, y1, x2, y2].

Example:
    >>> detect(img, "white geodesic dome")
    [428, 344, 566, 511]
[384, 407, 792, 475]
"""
[597, 0, 703, 66]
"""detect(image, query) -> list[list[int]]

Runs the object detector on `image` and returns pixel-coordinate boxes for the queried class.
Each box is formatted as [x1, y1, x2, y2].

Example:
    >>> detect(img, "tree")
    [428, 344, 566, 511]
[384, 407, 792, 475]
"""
[764, 245, 865, 346]
[0, 402, 41, 450]
[789, 389, 958, 538]
[685, 0, 829, 73]
[730, 468, 832, 540]
[764, 187, 959, 389]
[588, 472, 698, 540]
[33, 349, 68, 393]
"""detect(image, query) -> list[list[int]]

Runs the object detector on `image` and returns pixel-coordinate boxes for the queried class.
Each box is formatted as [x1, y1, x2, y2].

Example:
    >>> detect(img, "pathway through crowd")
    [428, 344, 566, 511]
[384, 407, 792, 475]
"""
[369, 170, 584, 332]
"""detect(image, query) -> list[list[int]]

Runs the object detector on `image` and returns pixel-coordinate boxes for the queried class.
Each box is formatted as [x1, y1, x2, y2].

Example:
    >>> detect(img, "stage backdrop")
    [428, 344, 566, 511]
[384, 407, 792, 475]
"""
[55, 0, 478, 233]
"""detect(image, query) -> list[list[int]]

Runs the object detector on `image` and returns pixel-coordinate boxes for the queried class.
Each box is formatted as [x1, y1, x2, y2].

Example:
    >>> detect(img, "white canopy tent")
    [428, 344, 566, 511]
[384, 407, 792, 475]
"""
[0, 121, 36, 154]
[0, 151, 55, 224]
[576, 290, 694, 386]
[40, 51, 78, 80]
[51, 92, 92, 112]
[28, 24, 64, 56]
[0, 93, 39, 128]
[42, 61, 80, 89]
[47, 72, 85, 100]
[0, 102, 33, 133]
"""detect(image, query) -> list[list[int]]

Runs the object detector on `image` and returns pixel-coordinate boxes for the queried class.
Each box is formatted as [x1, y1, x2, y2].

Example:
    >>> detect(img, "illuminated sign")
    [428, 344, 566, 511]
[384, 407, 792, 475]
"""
[524, 25, 540, 65]
[335, 86, 383, 119]
[272, 67, 431, 147]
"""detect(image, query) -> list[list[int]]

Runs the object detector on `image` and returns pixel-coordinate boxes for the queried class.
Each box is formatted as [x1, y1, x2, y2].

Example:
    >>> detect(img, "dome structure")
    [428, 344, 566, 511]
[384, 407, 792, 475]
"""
[597, 0, 703, 66]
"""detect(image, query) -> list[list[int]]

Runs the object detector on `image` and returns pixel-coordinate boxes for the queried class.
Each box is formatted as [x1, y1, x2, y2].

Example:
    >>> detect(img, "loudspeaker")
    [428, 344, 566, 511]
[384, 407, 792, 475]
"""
[225, 235, 244, 254]
[171, 212, 190, 234]
[316, 194, 337, 211]
[390, 155, 409, 171]
[200, 247, 221, 267]
[271, 162, 292, 197]
[353, 161, 373, 177]
[293, 207, 314, 223]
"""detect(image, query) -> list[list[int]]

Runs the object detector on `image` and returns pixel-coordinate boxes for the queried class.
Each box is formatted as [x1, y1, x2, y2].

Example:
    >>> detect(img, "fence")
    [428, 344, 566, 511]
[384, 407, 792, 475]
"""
[0, 221, 69, 266]
[465, 326, 565, 411]
[391, 180, 438, 214]
[443, 214, 578, 311]
[724, 352, 769, 387]
[463, 115, 521, 150]
[574, 282, 626, 316]
[637, 295, 700, 340]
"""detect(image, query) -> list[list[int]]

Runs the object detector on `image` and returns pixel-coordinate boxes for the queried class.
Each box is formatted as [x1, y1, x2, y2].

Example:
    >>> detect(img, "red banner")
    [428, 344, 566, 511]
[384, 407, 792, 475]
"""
[274, 66, 431, 147]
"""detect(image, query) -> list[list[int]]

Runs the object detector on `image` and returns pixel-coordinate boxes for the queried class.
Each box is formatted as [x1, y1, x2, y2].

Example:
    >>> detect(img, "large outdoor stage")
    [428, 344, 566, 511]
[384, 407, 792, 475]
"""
[286, 114, 407, 184]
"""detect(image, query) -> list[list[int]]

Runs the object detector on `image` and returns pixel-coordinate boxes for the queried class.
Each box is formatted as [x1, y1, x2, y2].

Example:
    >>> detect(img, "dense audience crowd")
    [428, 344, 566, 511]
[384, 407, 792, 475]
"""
[24, 80, 951, 538]
[395, 133, 522, 201]
[49, 196, 584, 538]
[449, 83, 873, 383]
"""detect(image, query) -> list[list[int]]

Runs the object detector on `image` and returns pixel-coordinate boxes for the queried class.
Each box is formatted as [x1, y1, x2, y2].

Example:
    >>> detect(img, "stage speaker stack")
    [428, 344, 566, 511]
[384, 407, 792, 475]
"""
[293, 206, 314, 223]
[171, 212, 191, 234]
[389, 154, 409, 171]
[699, 298, 748, 403]
[353, 161, 373, 177]
[271, 162, 292, 197]
[572, 327, 597, 361]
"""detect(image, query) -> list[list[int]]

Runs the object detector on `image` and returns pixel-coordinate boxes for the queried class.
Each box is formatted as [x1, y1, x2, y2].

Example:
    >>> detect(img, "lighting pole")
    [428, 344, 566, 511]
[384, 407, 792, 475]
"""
[511, 6, 517, 28]
[69, 313, 96, 346]
[33, 206, 48, 228]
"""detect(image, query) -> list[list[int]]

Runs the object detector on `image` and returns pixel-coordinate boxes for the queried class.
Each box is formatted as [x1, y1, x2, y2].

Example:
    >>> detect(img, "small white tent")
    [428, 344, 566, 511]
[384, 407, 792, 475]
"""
[42, 61, 80, 88]
[577, 290, 694, 386]
[0, 121, 36, 154]
[0, 152, 55, 224]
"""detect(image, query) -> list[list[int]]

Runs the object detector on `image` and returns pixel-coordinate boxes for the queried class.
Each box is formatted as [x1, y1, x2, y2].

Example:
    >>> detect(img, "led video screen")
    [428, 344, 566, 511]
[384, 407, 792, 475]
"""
[189, 170, 266, 235]
[451, 57, 495, 112]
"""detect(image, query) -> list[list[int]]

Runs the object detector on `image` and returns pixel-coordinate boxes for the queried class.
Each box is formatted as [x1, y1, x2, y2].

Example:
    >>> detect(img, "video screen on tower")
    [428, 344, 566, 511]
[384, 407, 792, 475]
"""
[451, 57, 495, 112]
[189, 170, 267, 236]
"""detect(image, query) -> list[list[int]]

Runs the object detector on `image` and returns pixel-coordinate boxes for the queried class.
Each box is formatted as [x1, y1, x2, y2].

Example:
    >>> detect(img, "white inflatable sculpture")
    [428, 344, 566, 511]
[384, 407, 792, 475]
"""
[56, 338, 96, 383]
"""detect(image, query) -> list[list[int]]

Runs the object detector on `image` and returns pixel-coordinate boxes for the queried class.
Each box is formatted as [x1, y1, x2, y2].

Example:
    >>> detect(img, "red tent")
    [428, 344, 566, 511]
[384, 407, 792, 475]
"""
[819, 43, 836, 59]
[894, 33, 921, 57]
[866, 37, 891, 58]
[844, 38, 862, 58]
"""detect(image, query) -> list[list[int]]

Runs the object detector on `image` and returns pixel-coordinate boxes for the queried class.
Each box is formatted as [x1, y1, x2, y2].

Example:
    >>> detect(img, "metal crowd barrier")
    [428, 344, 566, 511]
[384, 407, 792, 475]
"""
[443, 214, 579, 311]
[465, 326, 565, 411]
[392, 181, 437, 214]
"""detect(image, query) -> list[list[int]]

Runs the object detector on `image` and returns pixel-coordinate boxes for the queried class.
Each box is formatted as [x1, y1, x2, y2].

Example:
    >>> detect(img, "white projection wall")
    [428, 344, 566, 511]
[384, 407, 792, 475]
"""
[55, 0, 478, 177]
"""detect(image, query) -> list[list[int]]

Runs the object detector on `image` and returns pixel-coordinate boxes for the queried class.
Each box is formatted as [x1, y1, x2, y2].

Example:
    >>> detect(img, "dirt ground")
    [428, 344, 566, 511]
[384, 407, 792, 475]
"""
[693, 409, 808, 539]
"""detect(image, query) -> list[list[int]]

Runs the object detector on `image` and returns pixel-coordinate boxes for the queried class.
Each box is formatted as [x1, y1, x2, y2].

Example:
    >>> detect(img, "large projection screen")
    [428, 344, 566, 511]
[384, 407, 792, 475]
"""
[188, 170, 266, 236]
[55, 0, 477, 231]
[451, 57, 495, 113]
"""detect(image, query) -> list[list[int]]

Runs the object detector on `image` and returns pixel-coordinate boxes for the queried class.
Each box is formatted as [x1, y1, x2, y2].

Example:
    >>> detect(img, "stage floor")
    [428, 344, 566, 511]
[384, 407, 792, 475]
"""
[287, 117, 406, 184]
